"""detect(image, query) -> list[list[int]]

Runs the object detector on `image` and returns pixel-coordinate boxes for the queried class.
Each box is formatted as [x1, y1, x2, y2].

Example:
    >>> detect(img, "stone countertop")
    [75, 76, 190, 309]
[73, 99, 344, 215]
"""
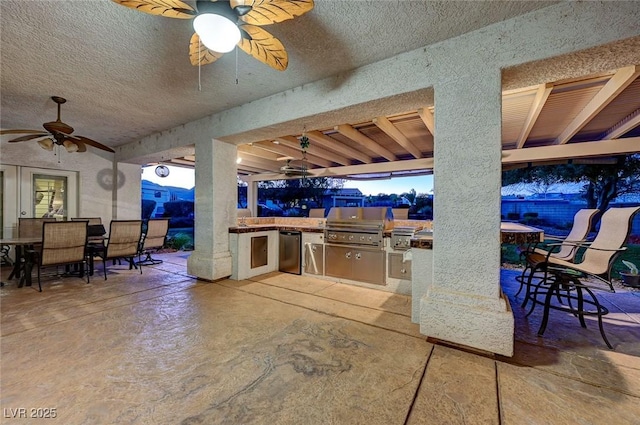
[229, 218, 432, 235]
[229, 225, 324, 234]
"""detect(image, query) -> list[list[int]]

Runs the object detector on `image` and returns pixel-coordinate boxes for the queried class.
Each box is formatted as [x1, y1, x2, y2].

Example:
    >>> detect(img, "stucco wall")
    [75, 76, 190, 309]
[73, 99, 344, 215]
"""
[0, 141, 140, 222]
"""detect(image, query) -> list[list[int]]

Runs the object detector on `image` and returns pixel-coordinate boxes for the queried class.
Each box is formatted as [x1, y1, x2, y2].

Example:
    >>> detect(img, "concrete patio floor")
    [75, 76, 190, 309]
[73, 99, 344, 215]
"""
[1, 252, 639, 424]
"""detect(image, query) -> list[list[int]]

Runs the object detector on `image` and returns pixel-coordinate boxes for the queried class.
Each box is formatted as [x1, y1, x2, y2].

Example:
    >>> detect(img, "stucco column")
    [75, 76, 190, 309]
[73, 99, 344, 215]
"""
[420, 65, 514, 356]
[187, 139, 236, 281]
[247, 180, 258, 217]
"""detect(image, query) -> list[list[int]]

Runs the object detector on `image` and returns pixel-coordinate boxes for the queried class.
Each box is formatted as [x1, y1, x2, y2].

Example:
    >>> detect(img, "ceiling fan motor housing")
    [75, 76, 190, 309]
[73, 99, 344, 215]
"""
[196, 0, 238, 21]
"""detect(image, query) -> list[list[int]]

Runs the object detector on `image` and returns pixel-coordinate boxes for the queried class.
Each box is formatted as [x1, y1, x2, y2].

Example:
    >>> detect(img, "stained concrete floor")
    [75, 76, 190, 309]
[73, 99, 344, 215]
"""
[1, 253, 639, 424]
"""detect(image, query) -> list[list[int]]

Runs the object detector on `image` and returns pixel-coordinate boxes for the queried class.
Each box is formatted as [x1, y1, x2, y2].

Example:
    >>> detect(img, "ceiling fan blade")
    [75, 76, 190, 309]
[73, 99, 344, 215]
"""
[235, 0, 314, 25]
[7, 133, 49, 143]
[0, 129, 45, 135]
[238, 25, 288, 71]
[111, 0, 196, 19]
[74, 136, 115, 153]
[189, 33, 224, 66]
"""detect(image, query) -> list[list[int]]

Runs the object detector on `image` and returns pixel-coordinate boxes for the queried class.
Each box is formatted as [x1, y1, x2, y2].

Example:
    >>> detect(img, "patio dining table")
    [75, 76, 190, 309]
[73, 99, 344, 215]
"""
[1, 230, 106, 287]
[0, 237, 41, 287]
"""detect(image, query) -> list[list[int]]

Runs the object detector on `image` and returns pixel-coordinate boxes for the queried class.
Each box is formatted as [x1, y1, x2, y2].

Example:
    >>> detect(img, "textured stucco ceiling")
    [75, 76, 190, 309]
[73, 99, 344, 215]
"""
[0, 0, 558, 153]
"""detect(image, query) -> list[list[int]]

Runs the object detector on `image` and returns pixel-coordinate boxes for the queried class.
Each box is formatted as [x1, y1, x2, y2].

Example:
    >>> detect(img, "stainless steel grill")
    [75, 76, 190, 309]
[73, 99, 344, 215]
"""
[324, 207, 393, 285]
[324, 207, 393, 249]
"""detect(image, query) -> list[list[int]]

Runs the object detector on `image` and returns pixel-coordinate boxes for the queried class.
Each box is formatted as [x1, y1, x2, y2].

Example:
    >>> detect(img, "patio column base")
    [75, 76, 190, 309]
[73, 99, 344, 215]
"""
[419, 286, 514, 356]
[187, 250, 232, 281]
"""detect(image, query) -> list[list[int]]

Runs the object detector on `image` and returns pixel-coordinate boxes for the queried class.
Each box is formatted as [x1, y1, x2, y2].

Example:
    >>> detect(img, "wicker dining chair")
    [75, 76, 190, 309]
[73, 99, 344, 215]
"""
[18, 217, 57, 238]
[71, 217, 103, 226]
[136, 218, 170, 266]
[27, 221, 89, 292]
[91, 220, 143, 280]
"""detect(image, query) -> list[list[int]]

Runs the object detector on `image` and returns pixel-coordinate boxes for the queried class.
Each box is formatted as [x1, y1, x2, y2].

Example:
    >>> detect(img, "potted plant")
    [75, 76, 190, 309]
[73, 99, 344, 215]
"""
[620, 260, 640, 287]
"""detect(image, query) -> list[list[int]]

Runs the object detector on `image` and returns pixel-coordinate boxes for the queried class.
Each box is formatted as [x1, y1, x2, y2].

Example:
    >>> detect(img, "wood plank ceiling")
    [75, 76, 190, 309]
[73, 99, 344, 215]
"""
[167, 65, 640, 180]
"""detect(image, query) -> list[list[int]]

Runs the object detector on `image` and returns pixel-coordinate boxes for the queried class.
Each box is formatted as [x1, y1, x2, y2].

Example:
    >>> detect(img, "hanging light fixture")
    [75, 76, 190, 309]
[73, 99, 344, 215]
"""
[37, 138, 54, 151]
[192, 2, 241, 53]
[63, 140, 79, 153]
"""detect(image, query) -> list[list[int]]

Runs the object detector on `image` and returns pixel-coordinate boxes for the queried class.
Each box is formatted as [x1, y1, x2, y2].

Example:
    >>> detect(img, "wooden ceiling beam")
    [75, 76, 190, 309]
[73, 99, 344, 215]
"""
[305, 130, 373, 164]
[237, 145, 282, 161]
[243, 157, 435, 182]
[275, 135, 351, 166]
[241, 136, 640, 182]
[554, 65, 640, 145]
[417, 108, 435, 135]
[373, 116, 423, 159]
[334, 124, 397, 161]
[237, 155, 283, 172]
[516, 83, 553, 149]
[602, 108, 640, 139]
[503, 137, 640, 164]
[251, 141, 333, 168]
[238, 164, 272, 174]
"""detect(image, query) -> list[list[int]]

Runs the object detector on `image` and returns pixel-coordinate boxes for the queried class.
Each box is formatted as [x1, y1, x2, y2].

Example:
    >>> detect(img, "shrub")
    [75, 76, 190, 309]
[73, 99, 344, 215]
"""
[507, 212, 520, 220]
[167, 233, 193, 251]
[523, 212, 538, 218]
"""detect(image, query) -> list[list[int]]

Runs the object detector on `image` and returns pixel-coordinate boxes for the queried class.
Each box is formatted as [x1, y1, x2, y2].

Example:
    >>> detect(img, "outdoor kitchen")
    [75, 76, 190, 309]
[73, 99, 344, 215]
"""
[228, 207, 434, 296]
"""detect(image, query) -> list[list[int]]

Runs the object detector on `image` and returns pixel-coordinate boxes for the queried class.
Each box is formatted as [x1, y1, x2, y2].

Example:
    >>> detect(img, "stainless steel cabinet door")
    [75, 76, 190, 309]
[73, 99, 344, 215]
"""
[353, 249, 385, 285]
[325, 245, 353, 279]
[304, 243, 324, 275]
[251, 235, 268, 269]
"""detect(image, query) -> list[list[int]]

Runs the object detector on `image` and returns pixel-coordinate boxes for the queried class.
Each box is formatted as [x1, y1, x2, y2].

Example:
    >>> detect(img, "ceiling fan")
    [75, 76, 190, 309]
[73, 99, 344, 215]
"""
[0, 96, 115, 153]
[111, 0, 314, 71]
[279, 158, 308, 176]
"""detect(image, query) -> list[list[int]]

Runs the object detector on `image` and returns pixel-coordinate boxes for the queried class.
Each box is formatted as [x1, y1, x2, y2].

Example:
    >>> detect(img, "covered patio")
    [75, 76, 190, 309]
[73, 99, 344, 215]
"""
[2, 0, 639, 384]
[1, 253, 639, 424]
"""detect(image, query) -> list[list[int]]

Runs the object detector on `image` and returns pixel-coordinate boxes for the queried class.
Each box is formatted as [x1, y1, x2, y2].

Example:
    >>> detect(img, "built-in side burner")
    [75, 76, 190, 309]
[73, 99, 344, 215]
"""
[390, 226, 420, 251]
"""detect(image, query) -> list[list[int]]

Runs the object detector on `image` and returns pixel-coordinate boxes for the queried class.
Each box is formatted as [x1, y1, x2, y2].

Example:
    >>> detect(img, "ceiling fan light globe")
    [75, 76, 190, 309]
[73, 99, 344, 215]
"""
[38, 138, 54, 151]
[63, 140, 78, 153]
[193, 13, 240, 53]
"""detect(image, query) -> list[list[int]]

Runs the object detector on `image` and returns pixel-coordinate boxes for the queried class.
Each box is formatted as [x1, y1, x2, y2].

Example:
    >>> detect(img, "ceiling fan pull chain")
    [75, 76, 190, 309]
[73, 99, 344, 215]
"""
[235, 47, 239, 85]
[198, 41, 202, 92]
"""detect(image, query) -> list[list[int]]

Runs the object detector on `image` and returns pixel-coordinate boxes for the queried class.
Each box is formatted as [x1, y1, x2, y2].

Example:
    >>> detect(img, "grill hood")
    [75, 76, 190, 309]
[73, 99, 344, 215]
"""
[326, 207, 394, 232]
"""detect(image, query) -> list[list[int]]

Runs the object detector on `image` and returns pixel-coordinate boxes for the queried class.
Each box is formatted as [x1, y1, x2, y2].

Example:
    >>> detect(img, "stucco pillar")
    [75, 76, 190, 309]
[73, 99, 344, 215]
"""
[420, 65, 514, 356]
[247, 181, 258, 217]
[187, 139, 236, 281]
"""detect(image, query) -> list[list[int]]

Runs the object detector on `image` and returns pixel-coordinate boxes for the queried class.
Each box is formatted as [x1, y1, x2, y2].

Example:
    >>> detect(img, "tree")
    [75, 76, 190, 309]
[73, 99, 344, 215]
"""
[257, 177, 344, 213]
[503, 154, 640, 226]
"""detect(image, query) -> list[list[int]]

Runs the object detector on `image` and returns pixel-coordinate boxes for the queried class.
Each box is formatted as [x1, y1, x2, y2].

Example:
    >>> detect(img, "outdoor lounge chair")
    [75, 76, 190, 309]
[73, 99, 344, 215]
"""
[523, 206, 640, 349]
[91, 220, 143, 280]
[136, 218, 169, 266]
[516, 208, 599, 299]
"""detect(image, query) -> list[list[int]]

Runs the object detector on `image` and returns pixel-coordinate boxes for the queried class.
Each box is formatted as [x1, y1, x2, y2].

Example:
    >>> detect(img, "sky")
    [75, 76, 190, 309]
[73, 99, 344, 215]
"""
[141, 165, 434, 195]
[142, 165, 195, 189]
